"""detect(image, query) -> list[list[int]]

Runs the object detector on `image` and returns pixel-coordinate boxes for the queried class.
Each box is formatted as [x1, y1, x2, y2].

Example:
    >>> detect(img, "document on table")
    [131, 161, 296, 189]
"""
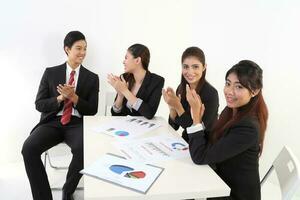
[80, 153, 164, 194]
[113, 135, 190, 162]
[91, 116, 161, 139]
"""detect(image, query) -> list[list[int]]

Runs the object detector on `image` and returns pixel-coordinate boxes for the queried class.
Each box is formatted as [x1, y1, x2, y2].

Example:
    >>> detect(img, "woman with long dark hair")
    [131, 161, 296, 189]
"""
[163, 47, 219, 142]
[186, 60, 268, 200]
[108, 44, 164, 119]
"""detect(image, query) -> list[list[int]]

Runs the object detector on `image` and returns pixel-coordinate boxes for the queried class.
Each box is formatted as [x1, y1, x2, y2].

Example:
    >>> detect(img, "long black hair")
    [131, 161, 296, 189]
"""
[123, 43, 150, 90]
[212, 60, 268, 154]
[176, 47, 207, 99]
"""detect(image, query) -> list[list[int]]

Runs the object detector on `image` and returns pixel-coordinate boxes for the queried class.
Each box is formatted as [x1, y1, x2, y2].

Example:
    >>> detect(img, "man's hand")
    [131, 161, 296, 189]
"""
[56, 94, 65, 103]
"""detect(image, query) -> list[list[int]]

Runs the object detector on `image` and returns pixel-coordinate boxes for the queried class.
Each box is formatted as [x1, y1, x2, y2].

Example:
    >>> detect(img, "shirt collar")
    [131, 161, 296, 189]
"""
[66, 62, 81, 75]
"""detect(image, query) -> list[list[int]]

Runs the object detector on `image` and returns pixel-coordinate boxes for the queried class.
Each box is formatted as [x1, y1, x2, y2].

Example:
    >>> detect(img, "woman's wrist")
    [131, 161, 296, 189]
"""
[169, 108, 177, 120]
[175, 103, 185, 116]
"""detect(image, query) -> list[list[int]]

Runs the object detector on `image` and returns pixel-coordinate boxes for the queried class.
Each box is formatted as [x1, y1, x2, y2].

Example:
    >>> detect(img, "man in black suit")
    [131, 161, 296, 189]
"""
[22, 31, 99, 200]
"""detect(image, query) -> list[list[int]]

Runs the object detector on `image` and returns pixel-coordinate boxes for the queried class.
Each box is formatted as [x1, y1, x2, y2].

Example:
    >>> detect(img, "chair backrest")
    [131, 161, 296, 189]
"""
[105, 91, 116, 116]
[273, 146, 300, 200]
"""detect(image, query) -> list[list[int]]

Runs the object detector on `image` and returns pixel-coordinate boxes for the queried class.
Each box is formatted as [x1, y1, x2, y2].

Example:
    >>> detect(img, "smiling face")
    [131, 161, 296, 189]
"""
[123, 51, 139, 73]
[224, 72, 254, 110]
[65, 39, 87, 66]
[182, 56, 206, 88]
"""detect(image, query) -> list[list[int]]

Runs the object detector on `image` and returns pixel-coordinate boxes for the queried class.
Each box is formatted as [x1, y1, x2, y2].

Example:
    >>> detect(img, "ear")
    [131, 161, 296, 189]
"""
[251, 89, 260, 97]
[203, 64, 207, 72]
[135, 57, 141, 65]
[64, 46, 70, 55]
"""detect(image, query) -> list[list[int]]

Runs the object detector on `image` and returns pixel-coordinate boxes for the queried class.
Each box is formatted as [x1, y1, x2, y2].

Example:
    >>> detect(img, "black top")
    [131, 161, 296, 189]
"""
[33, 63, 99, 132]
[111, 71, 165, 119]
[168, 81, 219, 142]
[188, 116, 261, 200]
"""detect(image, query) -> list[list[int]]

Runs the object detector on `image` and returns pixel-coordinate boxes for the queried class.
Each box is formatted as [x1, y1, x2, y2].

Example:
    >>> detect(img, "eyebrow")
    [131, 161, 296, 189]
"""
[182, 63, 201, 66]
[226, 79, 241, 84]
[74, 45, 86, 48]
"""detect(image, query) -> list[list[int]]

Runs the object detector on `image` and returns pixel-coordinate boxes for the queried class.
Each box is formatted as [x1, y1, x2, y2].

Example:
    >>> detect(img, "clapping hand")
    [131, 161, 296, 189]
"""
[162, 87, 181, 110]
[186, 84, 205, 124]
[107, 74, 128, 95]
[57, 84, 76, 99]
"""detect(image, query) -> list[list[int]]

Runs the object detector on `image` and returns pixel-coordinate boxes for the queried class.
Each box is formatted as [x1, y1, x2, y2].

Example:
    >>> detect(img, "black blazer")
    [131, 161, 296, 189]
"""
[188, 116, 261, 200]
[111, 71, 164, 119]
[33, 63, 99, 130]
[169, 81, 219, 142]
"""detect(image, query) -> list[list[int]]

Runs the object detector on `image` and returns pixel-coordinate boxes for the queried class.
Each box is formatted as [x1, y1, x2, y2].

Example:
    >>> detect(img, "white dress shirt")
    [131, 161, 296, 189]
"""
[57, 63, 81, 118]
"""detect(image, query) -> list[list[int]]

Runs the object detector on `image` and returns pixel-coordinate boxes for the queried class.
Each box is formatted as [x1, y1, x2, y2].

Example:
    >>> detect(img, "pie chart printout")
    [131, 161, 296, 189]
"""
[115, 131, 129, 137]
[171, 142, 189, 151]
[109, 165, 146, 179]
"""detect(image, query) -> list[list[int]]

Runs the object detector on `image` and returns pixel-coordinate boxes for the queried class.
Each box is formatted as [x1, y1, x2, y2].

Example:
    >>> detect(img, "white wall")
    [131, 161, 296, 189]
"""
[1, 0, 300, 178]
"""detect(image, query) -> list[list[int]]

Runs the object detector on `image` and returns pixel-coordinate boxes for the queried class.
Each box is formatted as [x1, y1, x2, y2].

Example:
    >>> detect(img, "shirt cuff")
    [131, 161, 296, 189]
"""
[112, 104, 122, 113]
[132, 98, 143, 111]
[187, 123, 204, 134]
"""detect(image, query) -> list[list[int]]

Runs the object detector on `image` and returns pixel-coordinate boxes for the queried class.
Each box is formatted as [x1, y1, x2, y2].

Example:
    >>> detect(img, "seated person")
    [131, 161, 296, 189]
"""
[108, 43, 164, 119]
[22, 31, 99, 200]
[186, 60, 268, 200]
[163, 47, 219, 142]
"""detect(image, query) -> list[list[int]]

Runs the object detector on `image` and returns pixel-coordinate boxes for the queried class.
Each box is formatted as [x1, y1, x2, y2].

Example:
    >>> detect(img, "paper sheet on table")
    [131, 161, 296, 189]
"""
[113, 135, 190, 162]
[80, 153, 164, 194]
[91, 116, 161, 139]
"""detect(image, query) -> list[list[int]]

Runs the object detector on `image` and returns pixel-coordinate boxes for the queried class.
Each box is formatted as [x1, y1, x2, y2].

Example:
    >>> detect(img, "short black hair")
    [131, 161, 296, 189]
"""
[63, 31, 86, 55]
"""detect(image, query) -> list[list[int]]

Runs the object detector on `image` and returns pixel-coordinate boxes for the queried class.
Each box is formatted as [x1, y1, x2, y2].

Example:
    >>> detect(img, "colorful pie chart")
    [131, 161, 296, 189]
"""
[109, 165, 133, 174]
[172, 142, 188, 151]
[124, 171, 146, 179]
[109, 165, 146, 179]
[115, 130, 129, 137]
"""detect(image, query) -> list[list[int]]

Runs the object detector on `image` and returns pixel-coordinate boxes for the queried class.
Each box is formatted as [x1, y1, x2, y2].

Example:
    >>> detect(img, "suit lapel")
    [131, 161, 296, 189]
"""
[136, 71, 150, 98]
[55, 63, 66, 86]
[76, 65, 87, 95]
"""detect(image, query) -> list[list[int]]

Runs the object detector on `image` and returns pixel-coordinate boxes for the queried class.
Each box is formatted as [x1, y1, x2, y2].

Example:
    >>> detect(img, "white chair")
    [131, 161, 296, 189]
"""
[104, 91, 116, 116]
[43, 143, 71, 190]
[44, 144, 69, 170]
[261, 146, 300, 200]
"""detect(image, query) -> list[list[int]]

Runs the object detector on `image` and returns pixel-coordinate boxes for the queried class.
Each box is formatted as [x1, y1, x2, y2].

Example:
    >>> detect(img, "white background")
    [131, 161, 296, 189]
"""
[0, 0, 300, 179]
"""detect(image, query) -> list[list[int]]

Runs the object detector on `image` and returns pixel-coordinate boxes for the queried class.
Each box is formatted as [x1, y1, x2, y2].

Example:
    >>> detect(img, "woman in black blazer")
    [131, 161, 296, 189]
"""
[108, 44, 164, 119]
[163, 47, 219, 142]
[185, 60, 268, 200]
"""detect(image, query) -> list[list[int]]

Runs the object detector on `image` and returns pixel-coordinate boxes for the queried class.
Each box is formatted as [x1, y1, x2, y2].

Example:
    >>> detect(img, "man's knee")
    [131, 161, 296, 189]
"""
[71, 145, 83, 159]
[21, 137, 41, 158]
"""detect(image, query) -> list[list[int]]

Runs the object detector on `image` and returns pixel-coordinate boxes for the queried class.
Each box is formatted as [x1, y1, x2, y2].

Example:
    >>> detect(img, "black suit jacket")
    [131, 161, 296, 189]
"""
[33, 63, 99, 130]
[169, 81, 219, 142]
[188, 116, 261, 200]
[111, 71, 164, 119]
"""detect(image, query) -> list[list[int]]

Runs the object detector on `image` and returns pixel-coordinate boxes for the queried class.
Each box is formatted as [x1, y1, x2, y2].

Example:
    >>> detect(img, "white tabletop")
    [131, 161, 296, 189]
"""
[83, 116, 230, 200]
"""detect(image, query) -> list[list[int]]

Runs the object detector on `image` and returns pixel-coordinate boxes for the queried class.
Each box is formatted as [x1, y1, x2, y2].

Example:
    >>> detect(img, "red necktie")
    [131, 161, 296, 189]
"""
[61, 70, 75, 125]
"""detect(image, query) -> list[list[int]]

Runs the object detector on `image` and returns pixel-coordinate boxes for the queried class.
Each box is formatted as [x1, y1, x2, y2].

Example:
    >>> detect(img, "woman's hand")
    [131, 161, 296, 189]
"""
[107, 74, 128, 95]
[162, 87, 185, 116]
[162, 87, 181, 109]
[186, 84, 205, 124]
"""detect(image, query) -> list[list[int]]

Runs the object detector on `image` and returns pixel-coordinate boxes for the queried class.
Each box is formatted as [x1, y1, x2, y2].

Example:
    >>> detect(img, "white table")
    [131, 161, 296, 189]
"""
[83, 116, 230, 200]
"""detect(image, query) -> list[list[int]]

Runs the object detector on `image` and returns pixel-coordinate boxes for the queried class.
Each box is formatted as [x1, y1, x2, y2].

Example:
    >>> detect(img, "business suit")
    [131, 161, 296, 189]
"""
[111, 70, 164, 119]
[169, 81, 219, 142]
[22, 63, 99, 200]
[188, 116, 261, 200]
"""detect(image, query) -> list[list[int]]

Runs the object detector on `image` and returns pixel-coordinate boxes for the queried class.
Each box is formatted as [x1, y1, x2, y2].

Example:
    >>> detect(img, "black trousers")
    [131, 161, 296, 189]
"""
[22, 116, 83, 200]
